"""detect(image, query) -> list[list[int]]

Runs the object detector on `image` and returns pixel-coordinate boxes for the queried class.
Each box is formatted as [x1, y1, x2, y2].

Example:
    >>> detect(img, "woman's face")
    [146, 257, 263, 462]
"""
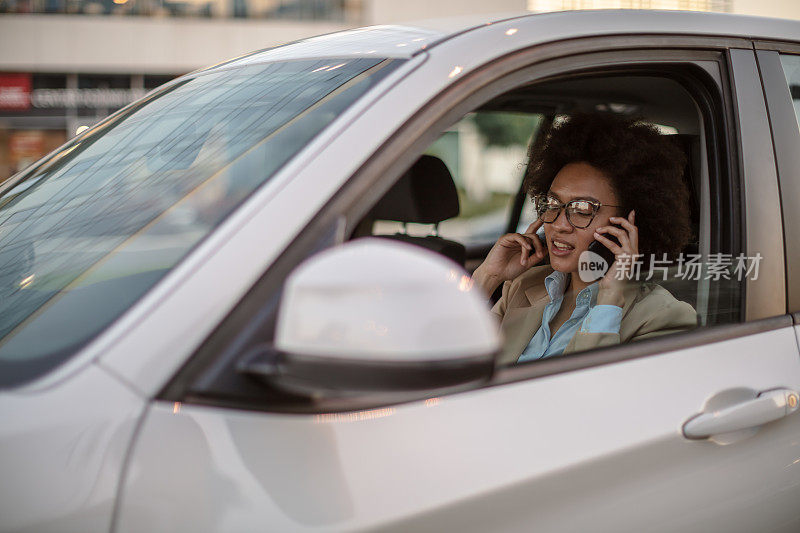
[543, 161, 622, 274]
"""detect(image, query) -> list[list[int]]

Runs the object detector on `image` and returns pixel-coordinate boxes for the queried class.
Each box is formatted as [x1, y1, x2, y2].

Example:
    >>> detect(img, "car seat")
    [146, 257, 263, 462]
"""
[367, 155, 466, 266]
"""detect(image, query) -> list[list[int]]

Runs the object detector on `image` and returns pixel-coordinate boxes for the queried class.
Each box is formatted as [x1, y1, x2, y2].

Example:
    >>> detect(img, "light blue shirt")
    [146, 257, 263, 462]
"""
[517, 270, 622, 363]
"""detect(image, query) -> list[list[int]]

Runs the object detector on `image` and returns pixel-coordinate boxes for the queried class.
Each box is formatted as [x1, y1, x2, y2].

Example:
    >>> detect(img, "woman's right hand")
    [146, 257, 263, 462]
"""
[473, 219, 548, 297]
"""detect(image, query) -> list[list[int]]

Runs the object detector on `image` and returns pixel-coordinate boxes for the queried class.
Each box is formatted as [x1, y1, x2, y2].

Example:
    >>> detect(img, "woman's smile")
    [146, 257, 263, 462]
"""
[550, 238, 575, 256]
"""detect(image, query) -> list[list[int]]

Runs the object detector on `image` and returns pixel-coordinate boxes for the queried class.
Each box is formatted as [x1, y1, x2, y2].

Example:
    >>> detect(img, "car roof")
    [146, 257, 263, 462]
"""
[202, 9, 800, 73]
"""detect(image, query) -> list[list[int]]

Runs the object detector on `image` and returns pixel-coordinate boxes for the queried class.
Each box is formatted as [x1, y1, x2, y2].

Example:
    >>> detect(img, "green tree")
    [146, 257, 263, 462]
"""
[471, 112, 542, 148]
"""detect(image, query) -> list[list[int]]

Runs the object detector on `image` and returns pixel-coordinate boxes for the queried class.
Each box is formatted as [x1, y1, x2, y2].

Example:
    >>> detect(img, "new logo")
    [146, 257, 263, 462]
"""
[578, 250, 610, 283]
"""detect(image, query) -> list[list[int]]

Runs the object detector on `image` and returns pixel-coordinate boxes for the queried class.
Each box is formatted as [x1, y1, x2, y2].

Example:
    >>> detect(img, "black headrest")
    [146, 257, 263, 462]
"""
[368, 155, 459, 224]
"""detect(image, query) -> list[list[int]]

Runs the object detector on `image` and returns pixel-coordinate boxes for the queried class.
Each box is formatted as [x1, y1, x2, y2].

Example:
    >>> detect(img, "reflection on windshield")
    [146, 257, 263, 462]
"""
[0, 57, 398, 387]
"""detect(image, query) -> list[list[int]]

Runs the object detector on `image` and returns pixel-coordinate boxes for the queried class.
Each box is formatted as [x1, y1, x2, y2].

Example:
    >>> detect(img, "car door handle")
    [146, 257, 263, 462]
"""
[682, 388, 800, 439]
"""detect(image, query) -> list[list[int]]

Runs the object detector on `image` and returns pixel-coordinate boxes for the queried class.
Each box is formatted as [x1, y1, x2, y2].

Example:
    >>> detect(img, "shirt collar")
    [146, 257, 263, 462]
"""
[543, 270, 600, 307]
[544, 270, 568, 301]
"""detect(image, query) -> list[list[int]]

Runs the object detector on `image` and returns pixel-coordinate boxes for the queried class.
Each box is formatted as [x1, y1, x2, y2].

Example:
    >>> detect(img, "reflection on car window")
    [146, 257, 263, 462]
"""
[0, 57, 399, 387]
[779, 54, 800, 132]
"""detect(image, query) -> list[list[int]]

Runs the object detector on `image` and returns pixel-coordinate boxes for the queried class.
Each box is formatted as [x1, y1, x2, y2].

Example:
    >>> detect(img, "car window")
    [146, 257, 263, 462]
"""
[779, 54, 800, 131]
[0, 57, 401, 387]
[356, 69, 749, 368]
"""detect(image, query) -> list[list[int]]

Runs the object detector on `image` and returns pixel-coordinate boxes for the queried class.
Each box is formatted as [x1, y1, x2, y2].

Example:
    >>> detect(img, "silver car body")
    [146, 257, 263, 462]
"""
[1, 9, 800, 533]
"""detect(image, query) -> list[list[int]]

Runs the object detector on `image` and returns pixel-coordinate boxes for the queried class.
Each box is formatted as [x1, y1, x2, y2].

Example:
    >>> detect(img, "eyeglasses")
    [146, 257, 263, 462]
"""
[535, 194, 623, 229]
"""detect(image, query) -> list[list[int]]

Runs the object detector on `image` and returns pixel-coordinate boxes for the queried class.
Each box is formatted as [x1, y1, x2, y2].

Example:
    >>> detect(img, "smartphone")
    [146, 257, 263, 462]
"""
[535, 227, 549, 265]
[587, 224, 622, 274]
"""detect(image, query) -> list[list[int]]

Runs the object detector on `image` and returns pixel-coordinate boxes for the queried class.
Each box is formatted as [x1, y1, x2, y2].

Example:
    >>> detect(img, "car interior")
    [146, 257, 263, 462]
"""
[348, 71, 729, 330]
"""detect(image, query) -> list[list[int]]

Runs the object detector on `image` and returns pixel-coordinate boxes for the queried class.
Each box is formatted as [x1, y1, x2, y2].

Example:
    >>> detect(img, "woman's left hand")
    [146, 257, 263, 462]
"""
[593, 210, 638, 308]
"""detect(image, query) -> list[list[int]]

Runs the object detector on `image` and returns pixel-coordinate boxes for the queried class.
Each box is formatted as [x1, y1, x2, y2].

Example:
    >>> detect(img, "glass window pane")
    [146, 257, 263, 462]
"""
[779, 54, 800, 133]
[437, 112, 542, 247]
[0, 57, 400, 387]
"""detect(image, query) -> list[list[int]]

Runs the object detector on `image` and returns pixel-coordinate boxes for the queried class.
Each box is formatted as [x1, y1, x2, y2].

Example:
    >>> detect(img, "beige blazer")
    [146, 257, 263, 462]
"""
[490, 265, 697, 366]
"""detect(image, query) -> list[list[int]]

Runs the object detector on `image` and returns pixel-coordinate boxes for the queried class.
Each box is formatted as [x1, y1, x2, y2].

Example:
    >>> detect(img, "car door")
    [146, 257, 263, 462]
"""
[113, 26, 800, 533]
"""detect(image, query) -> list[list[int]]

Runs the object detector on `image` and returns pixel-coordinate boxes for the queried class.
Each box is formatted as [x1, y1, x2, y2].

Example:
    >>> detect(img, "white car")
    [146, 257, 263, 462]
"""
[1, 9, 800, 533]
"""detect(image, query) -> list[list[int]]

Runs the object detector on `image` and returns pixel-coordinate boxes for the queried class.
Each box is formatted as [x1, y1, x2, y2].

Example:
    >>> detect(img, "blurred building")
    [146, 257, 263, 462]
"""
[0, 0, 797, 180]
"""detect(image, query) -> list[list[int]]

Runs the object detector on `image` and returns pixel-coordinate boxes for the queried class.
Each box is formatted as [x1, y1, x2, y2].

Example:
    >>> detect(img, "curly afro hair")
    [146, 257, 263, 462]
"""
[523, 113, 692, 259]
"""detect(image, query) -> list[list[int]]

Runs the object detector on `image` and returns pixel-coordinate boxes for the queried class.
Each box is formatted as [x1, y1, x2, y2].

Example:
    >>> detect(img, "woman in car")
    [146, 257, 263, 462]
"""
[472, 113, 697, 366]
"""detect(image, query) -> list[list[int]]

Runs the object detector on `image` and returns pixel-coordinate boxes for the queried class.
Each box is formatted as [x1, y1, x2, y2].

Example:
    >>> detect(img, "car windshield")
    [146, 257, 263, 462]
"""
[0, 57, 399, 387]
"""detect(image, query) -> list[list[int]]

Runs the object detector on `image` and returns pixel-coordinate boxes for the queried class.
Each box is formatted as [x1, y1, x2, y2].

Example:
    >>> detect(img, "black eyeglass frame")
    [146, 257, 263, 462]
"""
[534, 194, 624, 229]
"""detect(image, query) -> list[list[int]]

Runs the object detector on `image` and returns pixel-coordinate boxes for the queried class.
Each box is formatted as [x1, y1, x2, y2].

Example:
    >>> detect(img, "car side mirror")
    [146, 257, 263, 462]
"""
[238, 238, 499, 399]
